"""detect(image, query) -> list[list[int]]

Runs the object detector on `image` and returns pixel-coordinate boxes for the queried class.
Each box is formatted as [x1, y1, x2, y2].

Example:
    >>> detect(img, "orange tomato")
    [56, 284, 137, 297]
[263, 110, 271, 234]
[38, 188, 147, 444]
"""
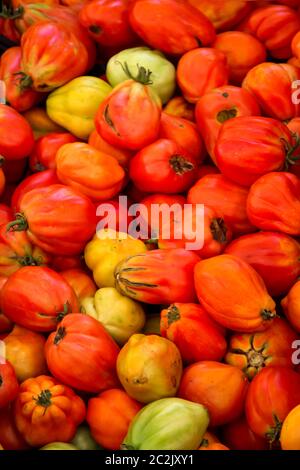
[282, 281, 300, 332]
[164, 96, 195, 122]
[280, 405, 300, 450]
[60, 268, 97, 302]
[88, 130, 133, 168]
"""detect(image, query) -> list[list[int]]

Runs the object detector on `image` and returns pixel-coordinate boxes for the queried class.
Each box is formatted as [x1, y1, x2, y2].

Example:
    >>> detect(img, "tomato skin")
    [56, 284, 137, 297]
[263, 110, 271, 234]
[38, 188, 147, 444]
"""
[159, 113, 205, 162]
[0, 205, 13, 226]
[194, 254, 276, 333]
[88, 130, 133, 168]
[0, 47, 41, 113]
[115, 249, 200, 304]
[198, 431, 220, 450]
[187, 0, 252, 31]
[222, 415, 268, 450]
[292, 32, 300, 61]
[243, 63, 300, 120]
[178, 361, 248, 427]
[56, 143, 125, 201]
[187, 174, 254, 236]
[11, 170, 60, 214]
[200, 443, 229, 450]
[1, 266, 79, 332]
[215, 116, 292, 187]
[282, 281, 300, 332]
[195, 86, 260, 164]
[129, 139, 198, 194]
[14, 375, 86, 447]
[225, 232, 300, 297]
[225, 318, 299, 380]
[50, 255, 83, 272]
[164, 96, 195, 122]
[245, 367, 300, 444]
[239, 5, 300, 59]
[87, 389, 142, 450]
[0, 104, 34, 161]
[280, 405, 300, 450]
[0, 406, 30, 450]
[79, 0, 137, 48]
[29, 133, 77, 172]
[0, 18, 20, 42]
[177, 48, 229, 103]
[60, 268, 97, 302]
[16, 184, 96, 256]
[95, 79, 161, 151]
[20, 22, 89, 92]
[213, 32, 266, 84]
[160, 303, 227, 363]
[129, 0, 216, 55]
[0, 361, 19, 408]
[247, 172, 300, 236]
[45, 314, 120, 393]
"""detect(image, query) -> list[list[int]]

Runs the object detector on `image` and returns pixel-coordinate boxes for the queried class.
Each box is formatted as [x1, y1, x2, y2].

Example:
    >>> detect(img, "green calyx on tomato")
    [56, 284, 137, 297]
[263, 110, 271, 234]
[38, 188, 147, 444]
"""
[53, 326, 67, 345]
[6, 213, 28, 233]
[217, 108, 237, 123]
[117, 61, 153, 86]
[284, 132, 300, 167]
[169, 155, 194, 175]
[210, 218, 228, 243]
[166, 305, 181, 326]
[34, 389, 52, 408]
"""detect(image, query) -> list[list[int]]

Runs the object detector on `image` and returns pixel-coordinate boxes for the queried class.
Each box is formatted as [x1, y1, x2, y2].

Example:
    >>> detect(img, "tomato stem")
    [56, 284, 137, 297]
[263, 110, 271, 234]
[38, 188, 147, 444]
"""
[167, 304, 180, 325]
[35, 389, 52, 408]
[54, 326, 67, 345]
[169, 155, 194, 175]
[217, 108, 237, 124]
[116, 61, 153, 86]
[261, 309, 276, 321]
[6, 213, 28, 233]
[56, 302, 71, 323]
[210, 218, 228, 243]
[0, 5, 23, 20]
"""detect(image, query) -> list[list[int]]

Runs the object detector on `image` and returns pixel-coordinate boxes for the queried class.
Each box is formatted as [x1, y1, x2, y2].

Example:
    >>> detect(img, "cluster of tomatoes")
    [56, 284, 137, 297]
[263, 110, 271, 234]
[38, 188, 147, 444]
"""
[1, 0, 300, 453]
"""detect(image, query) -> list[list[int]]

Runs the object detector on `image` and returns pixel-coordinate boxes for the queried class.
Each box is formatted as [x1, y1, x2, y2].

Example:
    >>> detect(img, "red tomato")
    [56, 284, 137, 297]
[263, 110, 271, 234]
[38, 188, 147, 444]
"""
[222, 415, 269, 451]
[177, 48, 229, 103]
[0, 205, 12, 225]
[160, 303, 227, 363]
[225, 232, 300, 297]
[129, 0, 216, 55]
[187, 0, 252, 31]
[245, 367, 300, 444]
[129, 139, 198, 194]
[11, 170, 60, 213]
[29, 132, 77, 172]
[1, 266, 79, 332]
[178, 361, 249, 426]
[282, 280, 300, 332]
[187, 174, 255, 235]
[0, 18, 20, 42]
[50, 255, 83, 272]
[60, 268, 97, 302]
[3, 158, 27, 184]
[0, 406, 30, 450]
[247, 172, 300, 235]
[0, 362, 19, 408]
[195, 85, 260, 163]
[95, 79, 162, 151]
[215, 116, 294, 187]
[0, 104, 34, 160]
[0, 47, 41, 112]
[45, 314, 120, 393]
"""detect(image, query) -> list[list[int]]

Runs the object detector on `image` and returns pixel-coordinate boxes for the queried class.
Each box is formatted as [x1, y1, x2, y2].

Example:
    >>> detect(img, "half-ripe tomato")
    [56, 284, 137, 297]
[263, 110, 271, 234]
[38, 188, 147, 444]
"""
[0, 406, 30, 450]
[29, 132, 77, 172]
[195, 85, 260, 163]
[187, 174, 255, 235]
[0, 361, 19, 408]
[87, 389, 142, 450]
[187, 0, 252, 31]
[213, 32, 266, 84]
[0, 104, 34, 160]
[158, 205, 232, 259]
[159, 113, 205, 162]
[225, 232, 300, 297]
[194, 254, 276, 332]
[95, 78, 161, 151]
[215, 117, 294, 187]
[247, 172, 300, 235]
[20, 22, 89, 92]
[1, 266, 79, 331]
[11, 170, 60, 213]
[222, 415, 268, 450]
[198, 431, 220, 450]
[129, 139, 198, 194]
[129, 0, 216, 55]
[14, 375, 86, 447]
[160, 303, 227, 363]
[177, 48, 229, 103]
[243, 62, 300, 120]
[239, 4, 300, 59]
[56, 143, 125, 201]
[245, 367, 300, 445]
[79, 0, 137, 49]
[225, 318, 298, 380]
[9, 184, 96, 256]
[45, 314, 120, 393]
[178, 361, 248, 426]
[0, 47, 41, 112]
[88, 130, 133, 168]
[164, 96, 195, 122]
[61, 268, 97, 303]
[282, 281, 300, 332]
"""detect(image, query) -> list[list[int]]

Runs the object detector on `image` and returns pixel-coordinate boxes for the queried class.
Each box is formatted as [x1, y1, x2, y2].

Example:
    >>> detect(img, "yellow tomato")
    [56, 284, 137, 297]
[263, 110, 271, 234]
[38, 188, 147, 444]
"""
[82, 287, 146, 345]
[46, 76, 112, 140]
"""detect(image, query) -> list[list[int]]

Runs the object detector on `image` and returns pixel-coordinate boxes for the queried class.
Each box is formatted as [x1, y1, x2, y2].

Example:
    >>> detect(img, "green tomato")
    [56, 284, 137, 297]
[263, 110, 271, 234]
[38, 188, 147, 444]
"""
[106, 47, 176, 104]
[71, 425, 102, 450]
[40, 442, 79, 450]
[122, 397, 209, 450]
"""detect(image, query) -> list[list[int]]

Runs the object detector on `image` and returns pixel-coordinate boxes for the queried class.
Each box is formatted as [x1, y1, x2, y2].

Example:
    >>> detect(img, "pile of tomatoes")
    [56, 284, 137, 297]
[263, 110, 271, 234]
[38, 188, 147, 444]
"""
[1, 0, 300, 452]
